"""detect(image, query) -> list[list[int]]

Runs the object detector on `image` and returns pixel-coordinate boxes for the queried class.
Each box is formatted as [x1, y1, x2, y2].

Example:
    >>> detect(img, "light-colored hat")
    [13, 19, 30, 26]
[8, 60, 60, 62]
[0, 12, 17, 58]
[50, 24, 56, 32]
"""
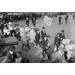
[8, 22, 12, 25]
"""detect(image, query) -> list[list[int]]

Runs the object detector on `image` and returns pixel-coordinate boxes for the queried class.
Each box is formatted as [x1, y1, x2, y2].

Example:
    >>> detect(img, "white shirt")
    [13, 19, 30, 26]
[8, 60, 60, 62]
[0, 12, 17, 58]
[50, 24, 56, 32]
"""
[19, 27, 25, 36]
[3, 28, 10, 35]
[8, 25, 13, 31]
[25, 27, 30, 33]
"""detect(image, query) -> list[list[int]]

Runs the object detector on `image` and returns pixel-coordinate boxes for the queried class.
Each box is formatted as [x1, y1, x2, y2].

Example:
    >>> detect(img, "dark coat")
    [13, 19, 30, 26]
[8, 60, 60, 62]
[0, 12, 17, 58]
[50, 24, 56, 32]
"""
[59, 33, 65, 41]
[35, 32, 40, 44]
[54, 36, 61, 48]
[41, 31, 46, 39]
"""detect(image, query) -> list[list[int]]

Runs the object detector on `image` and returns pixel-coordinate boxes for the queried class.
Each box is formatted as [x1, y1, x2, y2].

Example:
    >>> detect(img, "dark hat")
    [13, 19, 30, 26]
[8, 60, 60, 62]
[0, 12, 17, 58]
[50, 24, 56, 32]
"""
[61, 30, 64, 32]
[42, 27, 45, 29]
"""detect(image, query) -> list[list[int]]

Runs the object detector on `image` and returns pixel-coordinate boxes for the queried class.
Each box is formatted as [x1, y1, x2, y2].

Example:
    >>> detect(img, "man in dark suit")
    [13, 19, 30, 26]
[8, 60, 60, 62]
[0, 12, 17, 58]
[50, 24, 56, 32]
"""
[35, 29, 40, 44]
[59, 30, 65, 41]
[0, 24, 4, 34]
[41, 27, 46, 40]
[32, 17, 36, 27]
[42, 36, 49, 58]
[26, 17, 29, 27]
[54, 33, 61, 50]
[58, 15, 62, 25]
[65, 14, 68, 24]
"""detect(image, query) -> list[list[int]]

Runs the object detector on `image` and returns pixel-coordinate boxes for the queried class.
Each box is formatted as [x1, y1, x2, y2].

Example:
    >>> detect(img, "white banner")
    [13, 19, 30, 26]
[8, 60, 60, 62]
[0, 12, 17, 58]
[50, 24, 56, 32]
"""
[44, 16, 52, 27]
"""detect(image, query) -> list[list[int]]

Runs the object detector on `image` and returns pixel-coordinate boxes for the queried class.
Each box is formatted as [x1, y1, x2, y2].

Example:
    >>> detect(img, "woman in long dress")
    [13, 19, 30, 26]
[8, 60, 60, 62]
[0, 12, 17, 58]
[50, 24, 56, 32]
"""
[29, 28, 36, 44]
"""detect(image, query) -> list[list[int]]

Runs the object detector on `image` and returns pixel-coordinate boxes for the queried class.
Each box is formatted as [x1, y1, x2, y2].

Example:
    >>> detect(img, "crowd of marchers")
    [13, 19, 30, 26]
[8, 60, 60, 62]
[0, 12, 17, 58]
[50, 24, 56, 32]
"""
[0, 12, 75, 63]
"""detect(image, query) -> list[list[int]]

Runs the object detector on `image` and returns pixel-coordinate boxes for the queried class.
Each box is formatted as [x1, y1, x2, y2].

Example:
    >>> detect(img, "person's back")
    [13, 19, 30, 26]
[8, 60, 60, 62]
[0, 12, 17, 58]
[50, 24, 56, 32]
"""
[54, 35, 58, 45]
[65, 14, 68, 23]
[35, 32, 40, 44]
[58, 16, 62, 24]
[32, 17, 36, 27]
[54, 34, 61, 49]
[41, 30, 46, 39]
[26, 17, 29, 26]
[59, 33, 65, 41]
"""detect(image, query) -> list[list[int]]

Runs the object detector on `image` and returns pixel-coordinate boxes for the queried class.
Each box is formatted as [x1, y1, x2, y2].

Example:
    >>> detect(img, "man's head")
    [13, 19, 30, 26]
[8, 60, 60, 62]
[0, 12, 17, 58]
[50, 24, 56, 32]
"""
[57, 33, 59, 36]
[61, 30, 64, 33]
[42, 27, 46, 32]
[42, 27, 45, 29]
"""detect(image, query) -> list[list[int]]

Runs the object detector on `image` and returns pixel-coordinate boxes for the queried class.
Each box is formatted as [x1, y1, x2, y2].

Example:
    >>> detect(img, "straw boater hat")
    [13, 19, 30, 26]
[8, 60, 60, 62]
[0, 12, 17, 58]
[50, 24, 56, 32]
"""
[8, 22, 12, 25]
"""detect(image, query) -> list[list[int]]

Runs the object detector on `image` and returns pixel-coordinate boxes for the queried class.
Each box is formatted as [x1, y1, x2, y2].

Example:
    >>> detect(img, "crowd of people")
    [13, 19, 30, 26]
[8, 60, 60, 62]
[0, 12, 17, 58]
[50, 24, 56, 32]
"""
[0, 12, 75, 63]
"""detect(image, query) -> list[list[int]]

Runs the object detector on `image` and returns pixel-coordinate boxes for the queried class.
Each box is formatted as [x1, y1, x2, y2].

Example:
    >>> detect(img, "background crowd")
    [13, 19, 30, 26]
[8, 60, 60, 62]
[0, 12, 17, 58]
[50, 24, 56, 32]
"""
[0, 12, 75, 63]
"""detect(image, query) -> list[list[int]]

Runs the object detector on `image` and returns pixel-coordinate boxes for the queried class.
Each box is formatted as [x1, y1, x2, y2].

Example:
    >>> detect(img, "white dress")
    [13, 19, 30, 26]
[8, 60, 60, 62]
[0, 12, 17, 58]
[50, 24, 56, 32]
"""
[19, 27, 26, 42]
[29, 29, 36, 43]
